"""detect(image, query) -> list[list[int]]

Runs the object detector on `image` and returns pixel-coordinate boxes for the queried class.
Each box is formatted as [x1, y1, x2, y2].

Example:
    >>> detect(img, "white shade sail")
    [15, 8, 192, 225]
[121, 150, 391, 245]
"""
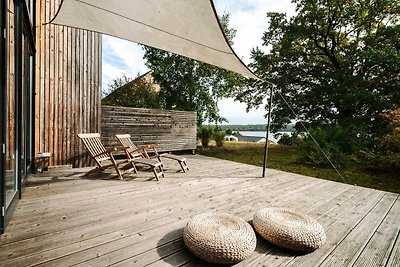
[51, 0, 260, 80]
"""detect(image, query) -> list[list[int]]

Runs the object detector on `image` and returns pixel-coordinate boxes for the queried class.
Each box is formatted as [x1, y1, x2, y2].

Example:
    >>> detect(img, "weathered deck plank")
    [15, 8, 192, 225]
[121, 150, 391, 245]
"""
[318, 193, 397, 267]
[277, 190, 386, 267]
[386, 229, 400, 267]
[244, 185, 373, 266]
[0, 155, 398, 267]
[76, 178, 329, 267]
[352, 195, 400, 267]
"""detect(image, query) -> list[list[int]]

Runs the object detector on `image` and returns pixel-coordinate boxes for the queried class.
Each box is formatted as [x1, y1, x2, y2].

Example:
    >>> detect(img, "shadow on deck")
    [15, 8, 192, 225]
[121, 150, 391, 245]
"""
[1, 155, 399, 266]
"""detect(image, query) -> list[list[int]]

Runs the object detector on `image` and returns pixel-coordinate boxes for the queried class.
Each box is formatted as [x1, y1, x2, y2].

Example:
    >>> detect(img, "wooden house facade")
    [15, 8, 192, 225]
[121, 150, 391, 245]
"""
[0, 0, 101, 233]
[34, 0, 101, 168]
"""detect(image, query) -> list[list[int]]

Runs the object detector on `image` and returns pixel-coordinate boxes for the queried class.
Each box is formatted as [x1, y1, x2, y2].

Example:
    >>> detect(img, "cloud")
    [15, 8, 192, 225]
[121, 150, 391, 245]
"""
[102, 35, 149, 90]
[217, 98, 268, 125]
[101, 1, 295, 124]
[214, 0, 296, 64]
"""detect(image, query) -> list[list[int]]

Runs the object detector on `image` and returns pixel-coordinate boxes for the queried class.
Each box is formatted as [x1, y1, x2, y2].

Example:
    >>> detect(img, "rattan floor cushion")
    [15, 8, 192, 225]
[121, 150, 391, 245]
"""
[183, 212, 257, 264]
[253, 208, 326, 252]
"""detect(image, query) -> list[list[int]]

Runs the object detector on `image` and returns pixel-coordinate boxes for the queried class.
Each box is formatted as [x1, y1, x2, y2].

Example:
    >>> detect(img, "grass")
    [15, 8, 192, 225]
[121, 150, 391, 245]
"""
[197, 142, 400, 194]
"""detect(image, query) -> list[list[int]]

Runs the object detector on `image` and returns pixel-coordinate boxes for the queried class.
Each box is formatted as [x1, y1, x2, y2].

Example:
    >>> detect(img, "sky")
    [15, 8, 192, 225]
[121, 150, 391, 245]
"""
[102, 0, 296, 125]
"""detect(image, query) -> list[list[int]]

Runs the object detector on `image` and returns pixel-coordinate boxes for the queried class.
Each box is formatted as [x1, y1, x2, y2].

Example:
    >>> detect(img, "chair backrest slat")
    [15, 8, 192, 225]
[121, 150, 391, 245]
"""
[94, 137, 108, 161]
[115, 134, 142, 158]
[78, 133, 110, 164]
[115, 134, 135, 148]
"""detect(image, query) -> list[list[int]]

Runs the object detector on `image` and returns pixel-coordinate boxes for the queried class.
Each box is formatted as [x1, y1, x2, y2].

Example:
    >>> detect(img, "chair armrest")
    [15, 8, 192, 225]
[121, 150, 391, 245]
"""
[129, 145, 151, 158]
[147, 144, 159, 149]
[135, 145, 151, 151]
[93, 150, 111, 157]
[93, 147, 125, 158]
[147, 144, 160, 157]
[110, 146, 127, 154]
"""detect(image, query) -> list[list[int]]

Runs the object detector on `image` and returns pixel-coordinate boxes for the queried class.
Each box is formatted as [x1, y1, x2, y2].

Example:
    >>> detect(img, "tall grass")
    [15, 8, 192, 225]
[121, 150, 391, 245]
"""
[197, 142, 399, 194]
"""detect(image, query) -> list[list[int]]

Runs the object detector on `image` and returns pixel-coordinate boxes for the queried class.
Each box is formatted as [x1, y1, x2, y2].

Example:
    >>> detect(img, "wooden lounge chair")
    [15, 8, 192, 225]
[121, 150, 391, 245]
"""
[115, 134, 189, 173]
[78, 133, 164, 180]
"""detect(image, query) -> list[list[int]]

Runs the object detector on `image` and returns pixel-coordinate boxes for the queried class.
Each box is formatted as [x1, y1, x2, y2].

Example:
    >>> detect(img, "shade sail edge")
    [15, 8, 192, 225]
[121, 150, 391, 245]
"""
[51, 0, 263, 81]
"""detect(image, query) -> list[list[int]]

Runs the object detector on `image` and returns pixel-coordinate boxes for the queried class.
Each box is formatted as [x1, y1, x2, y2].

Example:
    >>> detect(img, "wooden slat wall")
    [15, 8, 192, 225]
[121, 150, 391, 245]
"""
[101, 106, 197, 152]
[34, 0, 102, 167]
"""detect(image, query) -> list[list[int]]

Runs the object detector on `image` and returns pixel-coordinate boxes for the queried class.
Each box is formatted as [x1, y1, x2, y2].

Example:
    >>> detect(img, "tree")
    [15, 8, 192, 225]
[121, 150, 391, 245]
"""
[143, 14, 244, 125]
[102, 73, 162, 109]
[102, 74, 133, 97]
[239, 0, 400, 146]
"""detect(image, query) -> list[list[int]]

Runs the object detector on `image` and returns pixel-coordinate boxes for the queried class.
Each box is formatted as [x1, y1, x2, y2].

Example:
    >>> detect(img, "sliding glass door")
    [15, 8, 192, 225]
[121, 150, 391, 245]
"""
[0, 0, 6, 233]
[1, 0, 34, 234]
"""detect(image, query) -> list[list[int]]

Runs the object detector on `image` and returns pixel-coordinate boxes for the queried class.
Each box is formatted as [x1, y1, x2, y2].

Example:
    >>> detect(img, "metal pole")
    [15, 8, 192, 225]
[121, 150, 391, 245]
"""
[262, 86, 274, 177]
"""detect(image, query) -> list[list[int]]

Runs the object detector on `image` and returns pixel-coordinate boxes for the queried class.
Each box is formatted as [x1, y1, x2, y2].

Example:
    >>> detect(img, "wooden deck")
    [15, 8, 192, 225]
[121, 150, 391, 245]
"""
[1, 155, 399, 266]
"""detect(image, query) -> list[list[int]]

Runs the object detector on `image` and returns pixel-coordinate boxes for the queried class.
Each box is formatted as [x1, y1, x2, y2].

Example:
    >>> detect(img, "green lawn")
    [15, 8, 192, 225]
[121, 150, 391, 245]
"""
[197, 142, 400, 194]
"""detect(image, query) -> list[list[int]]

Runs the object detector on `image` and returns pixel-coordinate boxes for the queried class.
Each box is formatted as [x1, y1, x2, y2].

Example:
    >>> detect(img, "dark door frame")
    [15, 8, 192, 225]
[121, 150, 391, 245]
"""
[0, 0, 7, 234]
[0, 0, 35, 234]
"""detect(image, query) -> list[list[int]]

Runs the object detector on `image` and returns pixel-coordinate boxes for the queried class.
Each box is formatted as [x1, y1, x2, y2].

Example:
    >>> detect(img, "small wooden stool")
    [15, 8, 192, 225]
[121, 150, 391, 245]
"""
[160, 153, 189, 172]
[36, 152, 51, 173]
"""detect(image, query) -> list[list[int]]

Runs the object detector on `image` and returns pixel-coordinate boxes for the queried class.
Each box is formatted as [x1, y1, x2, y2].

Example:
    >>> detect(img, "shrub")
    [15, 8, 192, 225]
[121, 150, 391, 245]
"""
[197, 126, 213, 147]
[357, 109, 400, 171]
[277, 133, 291, 145]
[277, 132, 301, 146]
[298, 126, 357, 166]
[358, 150, 400, 172]
[355, 109, 400, 172]
[379, 109, 400, 152]
[212, 131, 225, 147]
[233, 131, 241, 136]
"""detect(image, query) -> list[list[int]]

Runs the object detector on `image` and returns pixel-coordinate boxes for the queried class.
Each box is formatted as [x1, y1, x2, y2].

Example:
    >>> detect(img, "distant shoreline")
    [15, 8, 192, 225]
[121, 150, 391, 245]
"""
[238, 131, 292, 143]
[209, 123, 295, 132]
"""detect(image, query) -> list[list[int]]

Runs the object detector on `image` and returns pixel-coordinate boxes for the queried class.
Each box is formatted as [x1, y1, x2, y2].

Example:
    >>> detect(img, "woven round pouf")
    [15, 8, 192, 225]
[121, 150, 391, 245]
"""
[253, 208, 326, 252]
[183, 212, 256, 264]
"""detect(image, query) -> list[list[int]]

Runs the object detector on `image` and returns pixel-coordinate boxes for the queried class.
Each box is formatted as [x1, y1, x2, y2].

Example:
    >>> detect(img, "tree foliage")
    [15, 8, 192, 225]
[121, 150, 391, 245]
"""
[359, 109, 400, 172]
[240, 0, 400, 144]
[102, 74, 133, 97]
[102, 74, 162, 109]
[143, 14, 244, 125]
[379, 108, 400, 152]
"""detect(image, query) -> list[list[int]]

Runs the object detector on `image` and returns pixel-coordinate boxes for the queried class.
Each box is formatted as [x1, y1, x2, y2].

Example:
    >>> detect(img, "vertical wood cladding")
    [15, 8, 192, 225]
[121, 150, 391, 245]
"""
[101, 106, 197, 152]
[35, 0, 102, 167]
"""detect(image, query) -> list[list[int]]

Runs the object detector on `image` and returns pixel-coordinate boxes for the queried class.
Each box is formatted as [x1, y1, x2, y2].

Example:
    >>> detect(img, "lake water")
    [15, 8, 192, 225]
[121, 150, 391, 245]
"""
[239, 131, 292, 143]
